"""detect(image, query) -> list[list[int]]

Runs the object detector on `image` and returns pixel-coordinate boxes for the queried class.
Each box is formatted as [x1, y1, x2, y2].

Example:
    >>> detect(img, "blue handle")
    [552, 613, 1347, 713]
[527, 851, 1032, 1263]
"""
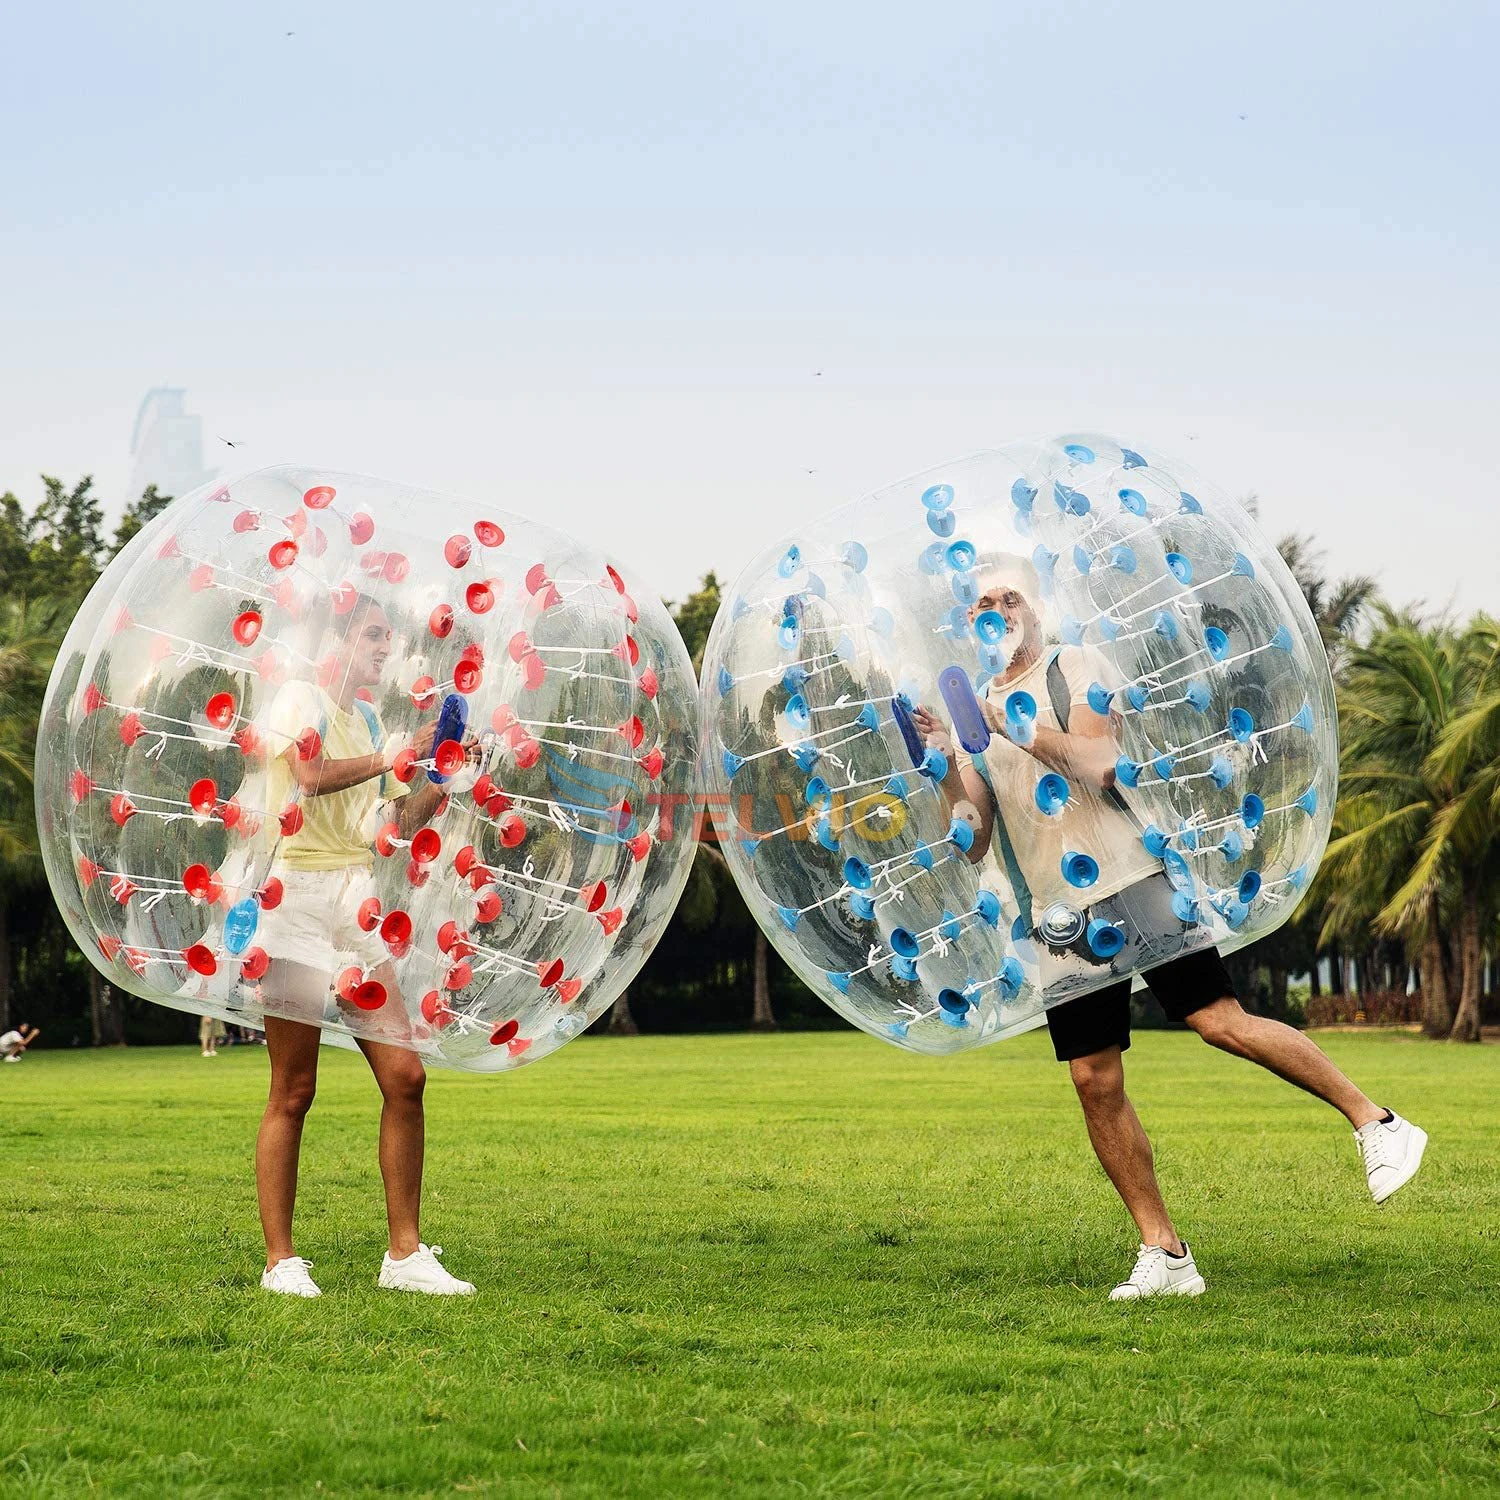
[938, 666, 992, 754]
[428, 693, 470, 784]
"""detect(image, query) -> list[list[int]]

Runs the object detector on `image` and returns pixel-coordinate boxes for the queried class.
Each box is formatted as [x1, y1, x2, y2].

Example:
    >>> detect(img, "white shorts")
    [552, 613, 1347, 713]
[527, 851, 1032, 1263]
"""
[255, 866, 387, 975]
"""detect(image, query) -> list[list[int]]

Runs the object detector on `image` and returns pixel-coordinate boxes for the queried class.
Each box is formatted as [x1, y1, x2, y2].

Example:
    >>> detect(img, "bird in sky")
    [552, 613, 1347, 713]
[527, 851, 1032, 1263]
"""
[217, 436, 241, 448]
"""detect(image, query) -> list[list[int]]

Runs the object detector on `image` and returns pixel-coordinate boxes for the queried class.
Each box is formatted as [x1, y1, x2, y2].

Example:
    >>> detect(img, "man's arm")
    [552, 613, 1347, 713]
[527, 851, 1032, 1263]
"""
[909, 705, 996, 864]
[1023, 706, 1121, 792]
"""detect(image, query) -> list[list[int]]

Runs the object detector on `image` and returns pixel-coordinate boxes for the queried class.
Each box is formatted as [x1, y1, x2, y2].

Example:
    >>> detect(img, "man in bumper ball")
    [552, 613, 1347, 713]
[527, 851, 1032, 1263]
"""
[254, 593, 475, 1299]
[913, 558, 1426, 1301]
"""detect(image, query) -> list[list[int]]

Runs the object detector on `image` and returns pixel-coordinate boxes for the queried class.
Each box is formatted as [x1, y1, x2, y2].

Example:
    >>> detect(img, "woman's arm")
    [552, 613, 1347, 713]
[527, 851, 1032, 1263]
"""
[286, 719, 438, 799]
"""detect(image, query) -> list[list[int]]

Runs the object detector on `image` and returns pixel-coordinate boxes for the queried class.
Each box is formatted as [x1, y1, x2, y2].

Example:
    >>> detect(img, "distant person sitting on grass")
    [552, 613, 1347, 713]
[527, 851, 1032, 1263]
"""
[253, 594, 475, 1300]
[1, 1024, 39, 1062]
[911, 556, 1427, 1301]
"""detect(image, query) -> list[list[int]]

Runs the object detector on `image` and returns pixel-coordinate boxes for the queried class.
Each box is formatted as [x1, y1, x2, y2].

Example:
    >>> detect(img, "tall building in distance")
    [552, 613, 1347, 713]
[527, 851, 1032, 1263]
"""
[128, 387, 215, 502]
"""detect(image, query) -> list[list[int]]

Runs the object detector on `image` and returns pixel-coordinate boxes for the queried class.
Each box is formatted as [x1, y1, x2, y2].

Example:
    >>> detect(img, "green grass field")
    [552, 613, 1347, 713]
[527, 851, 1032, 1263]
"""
[2, 1030, 1498, 1498]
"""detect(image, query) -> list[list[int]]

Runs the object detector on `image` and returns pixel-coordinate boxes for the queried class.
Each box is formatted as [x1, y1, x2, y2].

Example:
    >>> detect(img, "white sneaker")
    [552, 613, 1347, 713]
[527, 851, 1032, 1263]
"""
[261, 1256, 321, 1298]
[1356, 1111, 1427, 1204]
[1109, 1243, 1207, 1302]
[378, 1243, 475, 1296]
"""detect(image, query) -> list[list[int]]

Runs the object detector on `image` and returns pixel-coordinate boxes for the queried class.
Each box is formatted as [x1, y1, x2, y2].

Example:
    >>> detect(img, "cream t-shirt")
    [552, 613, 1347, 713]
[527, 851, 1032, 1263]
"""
[965, 646, 1159, 917]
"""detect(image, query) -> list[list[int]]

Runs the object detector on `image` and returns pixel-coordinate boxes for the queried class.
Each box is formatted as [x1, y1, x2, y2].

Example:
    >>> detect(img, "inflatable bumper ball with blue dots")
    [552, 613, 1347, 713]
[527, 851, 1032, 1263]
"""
[698, 434, 1335, 1054]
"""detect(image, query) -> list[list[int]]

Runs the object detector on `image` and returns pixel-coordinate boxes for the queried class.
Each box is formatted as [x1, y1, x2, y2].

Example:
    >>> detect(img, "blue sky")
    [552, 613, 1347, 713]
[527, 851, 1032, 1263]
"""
[2, 1, 1494, 609]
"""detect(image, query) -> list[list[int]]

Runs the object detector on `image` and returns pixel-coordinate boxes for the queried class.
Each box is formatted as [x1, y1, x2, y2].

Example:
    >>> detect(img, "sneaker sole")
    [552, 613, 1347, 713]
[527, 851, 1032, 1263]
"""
[1109, 1274, 1206, 1302]
[1372, 1126, 1428, 1204]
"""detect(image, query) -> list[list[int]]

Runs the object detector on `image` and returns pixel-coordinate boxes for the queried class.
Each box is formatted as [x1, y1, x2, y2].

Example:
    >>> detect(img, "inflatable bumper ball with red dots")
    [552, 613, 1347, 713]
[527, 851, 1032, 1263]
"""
[35, 466, 699, 1071]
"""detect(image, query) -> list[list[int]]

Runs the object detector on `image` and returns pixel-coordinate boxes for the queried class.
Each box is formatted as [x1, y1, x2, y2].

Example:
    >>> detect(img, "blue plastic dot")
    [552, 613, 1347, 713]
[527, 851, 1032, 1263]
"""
[890, 927, 921, 959]
[973, 610, 1006, 645]
[946, 540, 976, 572]
[1061, 851, 1100, 888]
[1063, 443, 1095, 463]
[1086, 919, 1125, 958]
[1205, 626, 1230, 661]
[840, 540, 869, 573]
[1011, 478, 1038, 513]
[1166, 552, 1192, 584]
[777, 545, 802, 578]
[717, 665, 734, 697]
[1087, 682, 1113, 715]
[1035, 773, 1070, 816]
[843, 857, 872, 890]
[921, 483, 955, 512]
[1118, 488, 1148, 516]
[926, 509, 957, 538]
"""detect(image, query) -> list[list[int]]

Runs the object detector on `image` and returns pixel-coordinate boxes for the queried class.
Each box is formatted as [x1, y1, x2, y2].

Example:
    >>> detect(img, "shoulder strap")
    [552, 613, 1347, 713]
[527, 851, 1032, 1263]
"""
[1045, 648, 1070, 732]
[969, 756, 1034, 933]
[316, 699, 384, 750]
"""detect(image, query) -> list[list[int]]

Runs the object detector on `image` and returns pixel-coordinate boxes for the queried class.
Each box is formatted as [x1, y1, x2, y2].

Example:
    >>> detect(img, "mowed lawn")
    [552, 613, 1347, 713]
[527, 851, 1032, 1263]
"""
[2, 1031, 1498, 1498]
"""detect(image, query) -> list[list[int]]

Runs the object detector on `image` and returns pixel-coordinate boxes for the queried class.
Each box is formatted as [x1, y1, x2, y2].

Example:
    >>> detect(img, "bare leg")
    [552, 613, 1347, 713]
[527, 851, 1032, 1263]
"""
[1186, 999, 1381, 1127]
[1070, 1047, 1185, 1254]
[256, 1015, 322, 1268]
[353, 967, 426, 1260]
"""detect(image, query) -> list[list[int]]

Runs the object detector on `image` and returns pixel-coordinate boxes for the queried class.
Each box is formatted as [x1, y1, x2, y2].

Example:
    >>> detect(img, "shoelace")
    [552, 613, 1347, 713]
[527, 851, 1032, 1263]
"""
[1358, 1125, 1394, 1172]
[1125, 1245, 1167, 1289]
[274, 1257, 314, 1279]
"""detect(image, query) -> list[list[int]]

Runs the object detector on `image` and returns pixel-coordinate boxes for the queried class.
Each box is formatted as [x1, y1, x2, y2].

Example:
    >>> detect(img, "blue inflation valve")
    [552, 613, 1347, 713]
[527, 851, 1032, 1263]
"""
[886, 1021, 909, 1040]
[942, 605, 969, 638]
[1035, 773, 1070, 816]
[223, 898, 259, 955]
[804, 572, 827, 600]
[1061, 851, 1100, 888]
[1086, 919, 1126, 958]
[781, 664, 808, 694]
[1219, 898, 1251, 930]
[1010, 915, 1029, 942]
[938, 664, 992, 754]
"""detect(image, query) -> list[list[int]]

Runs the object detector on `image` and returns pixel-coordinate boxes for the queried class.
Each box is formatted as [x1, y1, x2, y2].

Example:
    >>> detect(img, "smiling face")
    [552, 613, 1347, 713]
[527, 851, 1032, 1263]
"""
[341, 601, 392, 692]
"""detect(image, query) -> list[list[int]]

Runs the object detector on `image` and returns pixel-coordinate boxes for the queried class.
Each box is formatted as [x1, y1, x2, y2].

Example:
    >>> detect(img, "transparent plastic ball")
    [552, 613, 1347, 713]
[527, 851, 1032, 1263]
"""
[699, 434, 1336, 1054]
[37, 466, 698, 1072]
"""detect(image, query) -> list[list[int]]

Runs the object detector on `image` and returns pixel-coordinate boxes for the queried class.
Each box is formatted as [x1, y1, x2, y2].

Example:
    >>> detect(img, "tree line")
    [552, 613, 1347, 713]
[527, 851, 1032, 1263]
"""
[0, 477, 1490, 1046]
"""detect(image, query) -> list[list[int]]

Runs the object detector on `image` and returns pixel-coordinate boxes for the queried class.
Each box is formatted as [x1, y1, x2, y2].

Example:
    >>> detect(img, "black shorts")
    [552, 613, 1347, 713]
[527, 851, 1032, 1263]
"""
[1044, 947, 1235, 1063]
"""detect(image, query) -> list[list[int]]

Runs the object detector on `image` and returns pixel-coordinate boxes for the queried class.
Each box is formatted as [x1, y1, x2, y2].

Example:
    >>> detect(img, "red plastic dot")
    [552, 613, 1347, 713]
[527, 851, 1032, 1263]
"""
[445, 961, 473, 990]
[597, 906, 625, 936]
[119, 713, 144, 747]
[410, 827, 442, 864]
[189, 778, 219, 816]
[490, 704, 518, 735]
[352, 981, 387, 1011]
[627, 832, 651, 862]
[524, 563, 550, 595]
[519, 653, 546, 692]
[429, 604, 455, 639]
[556, 978, 583, 1004]
[156, 536, 181, 561]
[69, 770, 93, 805]
[506, 632, 531, 663]
[465, 580, 494, 614]
[613, 636, 641, 667]
[110, 875, 136, 905]
[638, 747, 665, 779]
[232, 610, 263, 646]
[77, 855, 101, 888]
[507, 1037, 533, 1058]
[113, 608, 133, 635]
[110, 793, 137, 826]
[279, 805, 305, 837]
[474, 888, 502, 924]
[189, 563, 216, 592]
[82, 682, 105, 714]
[497, 812, 527, 847]
[617, 715, 644, 749]
[219, 797, 242, 830]
[406, 860, 431, 888]
[235, 724, 263, 759]
[124, 948, 149, 977]
[513, 738, 541, 770]
[357, 896, 383, 932]
[182, 864, 220, 902]
[453, 845, 479, 878]
[99, 935, 123, 961]
[205, 692, 236, 730]
[241, 947, 270, 981]
[489, 1018, 519, 1046]
[184, 944, 217, 977]
[295, 727, 322, 761]
[383, 553, 410, 584]
[459, 641, 485, 666]
[434, 740, 465, 776]
[410, 676, 437, 709]
[380, 910, 413, 948]
[348, 512, 375, 545]
[537, 959, 564, 989]
[638, 667, 659, 700]
[436, 921, 460, 954]
[268, 539, 299, 570]
[419, 990, 448, 1025]
[303, 485, 336, 509]
[388, 747, 416, 783]
[606, 565, 626, 593]
[445, 534, 472, 568]
[285, 509, 309, 540]
[453, 660, 482, 694]
[474, 520, 505, 548]
[257, 877, 284, 910]
[579, 880, 608, 912]
[375, 822, 401, 858]
[336, 967, 364, 1001]
[330, 581, 359, 614]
